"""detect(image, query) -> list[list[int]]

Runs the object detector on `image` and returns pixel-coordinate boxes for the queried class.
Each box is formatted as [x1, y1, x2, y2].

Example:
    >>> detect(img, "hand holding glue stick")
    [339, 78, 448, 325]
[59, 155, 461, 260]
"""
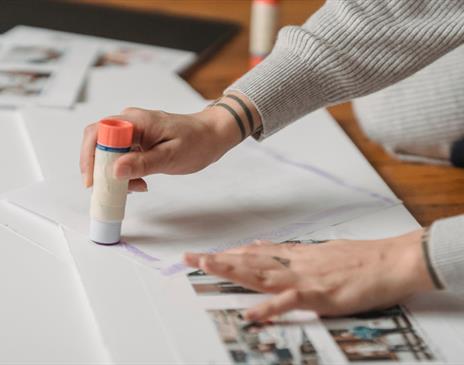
[89, 119, 134, 245]
[81, 104, 259, 244]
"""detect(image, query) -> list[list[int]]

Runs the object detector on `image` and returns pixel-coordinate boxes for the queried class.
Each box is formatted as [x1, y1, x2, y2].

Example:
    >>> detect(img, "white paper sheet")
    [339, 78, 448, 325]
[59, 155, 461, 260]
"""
[0, 36, 98, 108]
[297, 204, 421, 241]
[0, 200, 67, 261]
[0, 198, 178, 364]
[62, 228, 179, 364]
[3, 139, 400, 274]
[5, 25, 197, 74]
[0, 224, 107, 364]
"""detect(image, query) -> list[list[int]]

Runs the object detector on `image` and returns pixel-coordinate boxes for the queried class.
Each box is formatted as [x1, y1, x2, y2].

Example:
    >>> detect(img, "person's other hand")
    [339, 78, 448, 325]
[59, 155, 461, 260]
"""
[80, 96, 253, 192]
[184, 229, 436, 320]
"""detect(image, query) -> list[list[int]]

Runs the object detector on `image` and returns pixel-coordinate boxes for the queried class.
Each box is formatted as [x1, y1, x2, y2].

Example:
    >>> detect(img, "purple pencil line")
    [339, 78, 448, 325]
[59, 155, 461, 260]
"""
[160, 201, 394, 276]
[121, 241, 160, 262]
[246, 142, 397, 205]
[120, 143, 399, 276]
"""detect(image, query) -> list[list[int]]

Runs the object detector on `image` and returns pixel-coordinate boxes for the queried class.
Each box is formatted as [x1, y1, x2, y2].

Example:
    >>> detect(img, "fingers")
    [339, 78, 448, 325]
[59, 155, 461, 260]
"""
[225, 240, 273, 254]
[119, 107, 166, 147]
[128, 178, 148, 192]
[185, 252, 282, 272]
[245, 289, 302, 321]
[226, 242, 305, 258]
[80, 123, 98, 187]
[184, 253, 295, 293]
[80, 108, 166, 187]
[113, 142, 173, 180]
[245, 284, 342, 321]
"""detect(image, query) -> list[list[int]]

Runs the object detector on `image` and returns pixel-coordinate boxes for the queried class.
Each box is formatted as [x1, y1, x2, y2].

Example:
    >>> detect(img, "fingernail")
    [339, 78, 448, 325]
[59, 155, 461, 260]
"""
[244, 309, 258, 321]
[184, 252, 200, 266]
[199, 256, 210, 270]
[130, 185, 148, 193]
[115, 165, 132, 180]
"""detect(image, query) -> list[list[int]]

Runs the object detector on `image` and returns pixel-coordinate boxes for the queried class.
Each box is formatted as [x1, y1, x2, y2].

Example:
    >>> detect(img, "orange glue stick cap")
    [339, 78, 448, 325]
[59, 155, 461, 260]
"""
[97, 119, 134, 148]
[254, 0, 279, 4]
[250, 55, 265, 69]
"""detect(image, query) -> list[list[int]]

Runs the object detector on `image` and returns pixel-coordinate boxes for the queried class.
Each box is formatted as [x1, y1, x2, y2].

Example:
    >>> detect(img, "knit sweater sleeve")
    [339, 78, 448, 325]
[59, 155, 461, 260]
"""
[428, 215, 464, 294]
[227, 0, 464, 139]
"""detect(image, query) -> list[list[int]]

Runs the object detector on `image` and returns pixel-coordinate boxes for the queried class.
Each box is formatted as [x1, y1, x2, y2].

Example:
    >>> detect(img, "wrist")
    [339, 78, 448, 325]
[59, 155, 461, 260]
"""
[194, 106, 242, 157]
[398, 228, 437, 294]
[203, 91, 262, 142]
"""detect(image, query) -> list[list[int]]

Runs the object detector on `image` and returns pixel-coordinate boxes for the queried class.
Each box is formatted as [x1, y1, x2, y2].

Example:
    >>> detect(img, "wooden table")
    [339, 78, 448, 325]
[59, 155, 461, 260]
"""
[83, 0, 464, 227]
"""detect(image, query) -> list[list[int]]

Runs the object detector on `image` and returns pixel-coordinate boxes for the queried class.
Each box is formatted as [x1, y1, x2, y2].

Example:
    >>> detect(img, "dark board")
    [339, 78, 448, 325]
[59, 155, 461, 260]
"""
[0, 0, 240, 57]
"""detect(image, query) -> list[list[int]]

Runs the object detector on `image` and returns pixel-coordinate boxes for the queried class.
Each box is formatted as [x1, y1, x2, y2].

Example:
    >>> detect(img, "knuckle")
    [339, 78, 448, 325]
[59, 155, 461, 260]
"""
[134, 154, 150, 176]
[312, 282, 338, 302]
[154, 110, 170, 119]
[240, 245, 255, 253]
[204, 255, 216, 265]
[122, 107, 141, 115]
[288, 289, 304, 305]
[241, 254, 255, 266]
[261, 276, 279, 291]
[254, 269, 266, 282]
[83, 124, 95, 136]
[163, 146, 178, 172]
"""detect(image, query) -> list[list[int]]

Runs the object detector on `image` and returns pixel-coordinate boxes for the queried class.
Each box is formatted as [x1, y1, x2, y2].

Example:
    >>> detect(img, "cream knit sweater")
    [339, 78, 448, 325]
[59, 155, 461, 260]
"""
[228, 0, 464, 294]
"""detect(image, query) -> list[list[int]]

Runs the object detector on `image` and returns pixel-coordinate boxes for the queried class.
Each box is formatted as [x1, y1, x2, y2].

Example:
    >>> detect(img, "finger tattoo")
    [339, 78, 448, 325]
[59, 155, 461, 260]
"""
[272, 256, 291, 268]
[282, 239, 328, 245]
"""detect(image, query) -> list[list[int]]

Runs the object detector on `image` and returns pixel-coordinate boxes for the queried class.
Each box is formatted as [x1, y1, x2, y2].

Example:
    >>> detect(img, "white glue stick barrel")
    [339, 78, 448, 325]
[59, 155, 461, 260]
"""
[89, 119, 134, 245]
[250, 0, 279, 68]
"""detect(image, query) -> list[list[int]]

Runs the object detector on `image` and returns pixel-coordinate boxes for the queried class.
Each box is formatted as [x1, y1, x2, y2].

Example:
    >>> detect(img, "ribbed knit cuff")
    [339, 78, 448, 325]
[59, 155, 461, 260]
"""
[226, 26, 327, 140]
[428, 215, 464, 294]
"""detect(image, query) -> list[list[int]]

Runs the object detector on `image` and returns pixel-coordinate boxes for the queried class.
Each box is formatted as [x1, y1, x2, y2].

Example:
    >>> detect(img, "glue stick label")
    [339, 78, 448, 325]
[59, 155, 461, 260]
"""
[90, 147, 129, 222]
[250, 0, 279, 56]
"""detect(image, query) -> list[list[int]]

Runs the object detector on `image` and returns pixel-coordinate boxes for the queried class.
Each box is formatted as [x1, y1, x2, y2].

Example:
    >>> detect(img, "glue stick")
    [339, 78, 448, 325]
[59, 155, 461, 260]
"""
[250, 0, 279, 68]
[89, 119, 134, 245]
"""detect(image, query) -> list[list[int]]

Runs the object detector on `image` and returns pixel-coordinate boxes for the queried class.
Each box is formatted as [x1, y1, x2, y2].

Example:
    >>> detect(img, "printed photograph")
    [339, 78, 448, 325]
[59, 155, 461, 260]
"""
[209, 309, 320, 365]
[0, 70, 50, 97]
[188, 269, 257, 296]
[323, 306, 438, 362]
[1, 45, 64, 64]
[95, 46, 155, 67]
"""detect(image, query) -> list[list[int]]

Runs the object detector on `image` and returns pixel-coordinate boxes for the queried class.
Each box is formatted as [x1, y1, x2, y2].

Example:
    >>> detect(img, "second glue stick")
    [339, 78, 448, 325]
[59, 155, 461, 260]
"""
[90, 119, 134, 245]
[250, 0, 279, 68]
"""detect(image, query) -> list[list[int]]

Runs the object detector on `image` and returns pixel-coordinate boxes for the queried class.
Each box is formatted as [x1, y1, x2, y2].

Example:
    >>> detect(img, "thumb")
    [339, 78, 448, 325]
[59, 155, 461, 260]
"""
[113, 144, 172, 179]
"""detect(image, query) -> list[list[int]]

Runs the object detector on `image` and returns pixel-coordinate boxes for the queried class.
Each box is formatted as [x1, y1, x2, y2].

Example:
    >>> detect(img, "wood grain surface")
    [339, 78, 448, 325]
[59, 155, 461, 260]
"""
[80, 0, 464, 227]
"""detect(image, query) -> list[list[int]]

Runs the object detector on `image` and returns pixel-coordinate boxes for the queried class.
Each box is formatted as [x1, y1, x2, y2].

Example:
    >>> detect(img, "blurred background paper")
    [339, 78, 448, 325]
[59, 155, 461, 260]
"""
[0, 36, 98, 108]
[0, 0, 240, 75]
[5, 25, 196, 74]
